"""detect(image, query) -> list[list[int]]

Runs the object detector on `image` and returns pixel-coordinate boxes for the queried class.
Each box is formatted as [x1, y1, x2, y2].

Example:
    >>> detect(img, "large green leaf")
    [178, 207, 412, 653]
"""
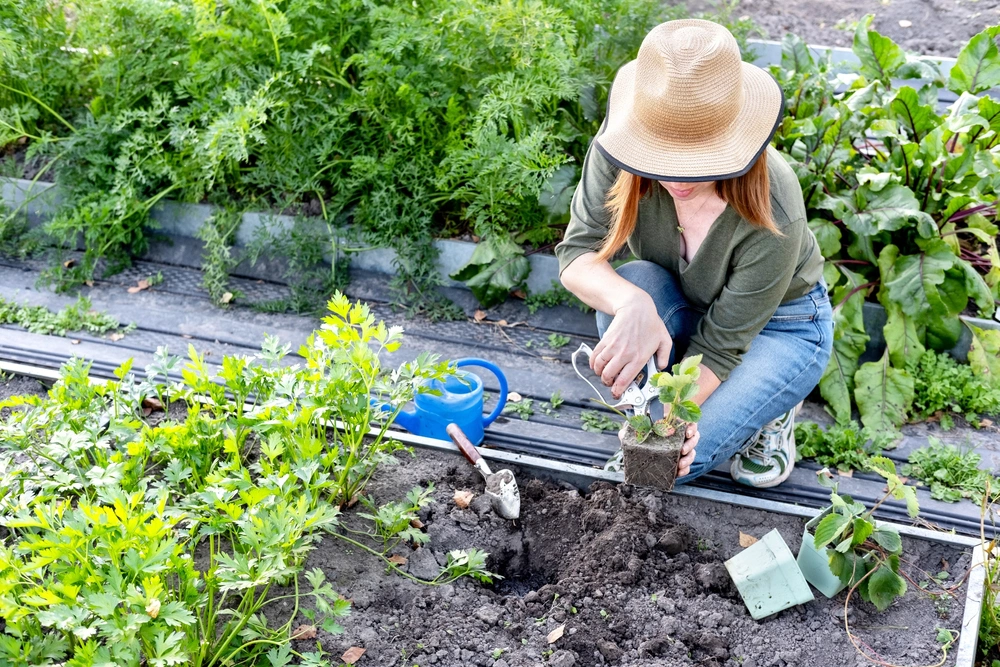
[781, 33, 815, 74]
[968, 324, 1000, 381]
[808, 218, 841, 257]
[867, 563, 907, 611]
[831, 183, 933, 237]
[854, 351, 914, 433]
[820, 267, 871, 425]
[853, 15, 906, 83]
[883, 240, 958, 318]
[948, 26, 1000, 95]
[538, 164, 576, 219]
[877, 246, 926, 367]
[450, 236, 529, 308]
[890, 86, 941, 143]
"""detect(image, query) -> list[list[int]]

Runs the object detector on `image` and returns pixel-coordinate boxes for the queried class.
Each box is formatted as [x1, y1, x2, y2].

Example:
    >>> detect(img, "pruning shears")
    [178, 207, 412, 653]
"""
[571, 343, 659, 415]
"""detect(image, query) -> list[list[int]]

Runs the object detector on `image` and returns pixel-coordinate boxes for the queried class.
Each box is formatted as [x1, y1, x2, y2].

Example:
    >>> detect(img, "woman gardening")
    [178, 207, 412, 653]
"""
[557, 20, 832, 488]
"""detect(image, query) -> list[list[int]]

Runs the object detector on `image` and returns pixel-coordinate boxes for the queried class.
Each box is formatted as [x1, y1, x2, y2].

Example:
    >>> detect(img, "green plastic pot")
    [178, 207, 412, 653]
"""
[724, 529, 815, 620]
[796, 509, 848, 598]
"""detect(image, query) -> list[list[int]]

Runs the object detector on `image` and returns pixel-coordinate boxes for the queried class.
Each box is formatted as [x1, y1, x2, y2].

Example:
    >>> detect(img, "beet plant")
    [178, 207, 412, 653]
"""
[771, 19, 1000, 435]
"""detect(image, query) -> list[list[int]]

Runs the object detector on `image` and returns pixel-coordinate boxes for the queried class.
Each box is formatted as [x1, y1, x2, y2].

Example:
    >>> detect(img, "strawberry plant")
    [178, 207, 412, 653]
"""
[814, 456, 919, 611]
[626, 354, 702, 443]
[771, 21, 1000, 434]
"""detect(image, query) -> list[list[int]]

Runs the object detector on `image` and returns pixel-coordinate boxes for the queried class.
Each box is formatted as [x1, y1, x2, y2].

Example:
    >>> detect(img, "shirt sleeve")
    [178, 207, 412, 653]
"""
[685, 220, 807, 382]
[554, 142, 618, 276]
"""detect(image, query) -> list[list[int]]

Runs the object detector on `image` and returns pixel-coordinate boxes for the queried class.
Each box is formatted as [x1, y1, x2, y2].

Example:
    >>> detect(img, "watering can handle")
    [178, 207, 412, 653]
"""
[456, 358, 508, 428]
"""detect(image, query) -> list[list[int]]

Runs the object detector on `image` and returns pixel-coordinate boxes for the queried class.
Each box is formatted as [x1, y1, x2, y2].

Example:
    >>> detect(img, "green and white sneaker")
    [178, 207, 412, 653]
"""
[604, 448, 624, 473]
[730, 402, 801, 488]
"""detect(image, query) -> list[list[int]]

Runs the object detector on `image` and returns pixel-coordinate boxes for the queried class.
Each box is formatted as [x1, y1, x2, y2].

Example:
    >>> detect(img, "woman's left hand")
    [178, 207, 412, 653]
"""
[677, 423, 699, 478]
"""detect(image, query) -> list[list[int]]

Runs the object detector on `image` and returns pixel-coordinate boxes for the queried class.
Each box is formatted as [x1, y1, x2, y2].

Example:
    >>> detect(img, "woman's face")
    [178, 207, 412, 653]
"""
[658, 180, 716, 202]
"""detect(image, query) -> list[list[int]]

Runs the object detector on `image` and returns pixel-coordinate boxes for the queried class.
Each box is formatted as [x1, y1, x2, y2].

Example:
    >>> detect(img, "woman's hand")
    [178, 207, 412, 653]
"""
[676, 423, 699, 478]
[591, 292, 673, 398]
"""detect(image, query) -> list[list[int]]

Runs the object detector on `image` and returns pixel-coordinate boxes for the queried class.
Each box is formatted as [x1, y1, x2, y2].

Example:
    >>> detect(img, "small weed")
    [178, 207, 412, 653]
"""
[197, 209, 243, 305]
[599, 609, 609, 620]
[795, 421, 896, 473]
[0, 295, 129, 337]
[490, 648, 508, 660]
[581, 410, 618, 433]
[903, 438, 998, 502]
[540, 390, 564, 416]
[524, 282, 592, 315]
[696, 538, 710, 552]
[145, 271, 164, 287]
[503, 398, 535, 420]
[547, 333, 570, 349]
[910, 350, 1000, 424]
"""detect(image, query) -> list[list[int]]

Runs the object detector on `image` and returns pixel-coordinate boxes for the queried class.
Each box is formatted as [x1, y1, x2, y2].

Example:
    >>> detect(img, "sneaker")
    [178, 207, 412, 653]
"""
[604, 448, 624, 473]
[730, 402, 801, 488]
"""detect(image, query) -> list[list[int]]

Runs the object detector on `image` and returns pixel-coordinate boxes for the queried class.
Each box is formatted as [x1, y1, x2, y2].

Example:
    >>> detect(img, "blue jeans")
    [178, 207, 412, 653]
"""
[596, 261, 833, 483]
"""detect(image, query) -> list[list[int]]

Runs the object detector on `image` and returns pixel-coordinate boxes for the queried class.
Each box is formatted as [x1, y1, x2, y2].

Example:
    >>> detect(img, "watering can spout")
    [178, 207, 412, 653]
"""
[392, 407, 421, 434]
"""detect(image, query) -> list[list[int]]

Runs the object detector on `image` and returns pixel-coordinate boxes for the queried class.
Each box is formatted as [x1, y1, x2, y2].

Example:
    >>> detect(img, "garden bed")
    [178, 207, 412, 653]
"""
[285, 447, 972, 667]
[0, 372, 978, 667]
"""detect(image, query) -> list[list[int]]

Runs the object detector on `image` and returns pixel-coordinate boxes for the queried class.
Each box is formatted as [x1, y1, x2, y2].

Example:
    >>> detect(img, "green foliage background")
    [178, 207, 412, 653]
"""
[2, 0, 747, 312]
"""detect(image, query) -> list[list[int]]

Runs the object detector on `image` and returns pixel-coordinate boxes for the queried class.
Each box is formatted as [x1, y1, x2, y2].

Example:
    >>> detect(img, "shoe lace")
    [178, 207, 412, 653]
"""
[743, 422, 783, 461]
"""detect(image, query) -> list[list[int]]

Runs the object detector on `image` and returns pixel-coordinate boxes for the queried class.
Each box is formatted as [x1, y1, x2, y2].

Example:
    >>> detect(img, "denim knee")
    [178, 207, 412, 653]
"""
[595, 260, 696, 340]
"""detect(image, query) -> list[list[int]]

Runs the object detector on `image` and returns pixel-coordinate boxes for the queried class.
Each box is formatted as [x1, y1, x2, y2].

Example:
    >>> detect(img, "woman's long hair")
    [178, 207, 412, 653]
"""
[595, 151, 778, 262]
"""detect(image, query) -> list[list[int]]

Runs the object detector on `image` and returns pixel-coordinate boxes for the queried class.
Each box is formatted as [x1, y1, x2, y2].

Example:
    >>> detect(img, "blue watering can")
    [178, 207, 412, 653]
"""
[393, 359, 508, 446]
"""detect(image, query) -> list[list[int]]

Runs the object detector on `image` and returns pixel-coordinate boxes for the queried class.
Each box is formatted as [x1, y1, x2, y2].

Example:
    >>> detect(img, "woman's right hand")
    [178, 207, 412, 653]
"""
[591, 291, 673, 399]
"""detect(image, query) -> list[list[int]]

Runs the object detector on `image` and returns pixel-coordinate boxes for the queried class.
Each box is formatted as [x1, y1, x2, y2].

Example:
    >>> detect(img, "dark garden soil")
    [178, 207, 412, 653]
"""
[300, 449, 970, 667]
[687, 0, 1000, 57]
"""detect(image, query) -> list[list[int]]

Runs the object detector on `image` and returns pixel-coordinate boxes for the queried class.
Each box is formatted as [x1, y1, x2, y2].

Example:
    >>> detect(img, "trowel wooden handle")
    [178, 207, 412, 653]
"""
[447, 423, 482, 465]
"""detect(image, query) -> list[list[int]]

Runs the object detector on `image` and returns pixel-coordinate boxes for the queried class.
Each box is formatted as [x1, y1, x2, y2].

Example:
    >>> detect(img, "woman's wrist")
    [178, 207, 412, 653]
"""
[611, 286, 652, 315]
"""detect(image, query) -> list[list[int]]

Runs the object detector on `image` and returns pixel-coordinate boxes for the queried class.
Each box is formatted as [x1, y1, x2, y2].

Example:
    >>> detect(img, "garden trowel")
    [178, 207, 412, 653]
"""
[446, 423, 520, 520]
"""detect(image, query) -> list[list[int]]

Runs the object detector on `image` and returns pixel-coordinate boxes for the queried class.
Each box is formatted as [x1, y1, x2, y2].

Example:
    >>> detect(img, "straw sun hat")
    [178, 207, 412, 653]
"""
[595, 19, 784, 182]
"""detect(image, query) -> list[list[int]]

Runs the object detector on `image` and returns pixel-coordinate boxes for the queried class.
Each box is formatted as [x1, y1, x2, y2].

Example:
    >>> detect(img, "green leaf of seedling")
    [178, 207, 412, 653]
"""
[867, 564, 907, 611]
[673, 401, 701, 424]
[814, 512, 851, 548]
[872, 528, 903, 554]
[851, 518, 874, 546]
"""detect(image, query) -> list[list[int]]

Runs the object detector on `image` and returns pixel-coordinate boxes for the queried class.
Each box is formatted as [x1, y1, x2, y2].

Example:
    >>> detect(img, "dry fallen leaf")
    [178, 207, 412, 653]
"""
[474, 309, 487, 322]
[410, 518, 425, 529]
[981, 418, 994, 428]
[127, 279, 150, 294]
[143, 396, 164, 411]
[181, 333, 193, 339]
[898, 19, 912, 27]
[291, 624, 317, 640]
[508, 392, 523, 403]
[221, 291, 233, 304]
[109, 332, 124, 342]
[70, 339, 81, 345]
[454, 490, 474, 509]
[547, 624, 565, 644]
[838, 469, 854, 478]
[388, 555, 408, 566]
[738, 532, 758, 548]
[143, 407, 152, 417]
[342, 647, 366, 664]
[496, 319, 508, 326]
[85, 280, 94, 287]
[145, 598, 160, 618]
[63, 259, 76, 269]
[512, 289, 527, 299]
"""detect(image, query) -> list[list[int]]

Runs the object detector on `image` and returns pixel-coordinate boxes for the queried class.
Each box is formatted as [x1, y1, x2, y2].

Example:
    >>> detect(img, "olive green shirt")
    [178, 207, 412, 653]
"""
[555, 144, 824, 382]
